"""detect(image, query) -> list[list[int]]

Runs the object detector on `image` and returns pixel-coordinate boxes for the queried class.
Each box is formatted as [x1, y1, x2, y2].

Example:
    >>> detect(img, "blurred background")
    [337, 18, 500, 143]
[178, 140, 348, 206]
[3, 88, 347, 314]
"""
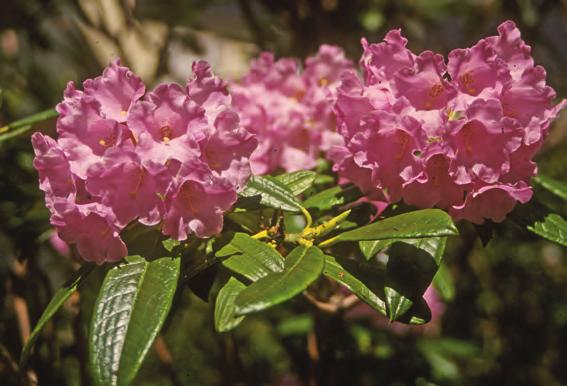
[1, 1, 567, 385]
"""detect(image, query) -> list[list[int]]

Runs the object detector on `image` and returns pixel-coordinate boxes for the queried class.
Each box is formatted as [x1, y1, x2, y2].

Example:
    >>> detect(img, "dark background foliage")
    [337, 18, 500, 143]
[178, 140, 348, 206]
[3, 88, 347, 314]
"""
[1, 1, 566, 385]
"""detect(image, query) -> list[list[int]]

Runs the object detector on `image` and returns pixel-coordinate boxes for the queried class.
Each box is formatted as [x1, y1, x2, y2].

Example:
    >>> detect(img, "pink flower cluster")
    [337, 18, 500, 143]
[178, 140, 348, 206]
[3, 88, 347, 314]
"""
[330, 21, 566, 223]
[32, 60, 256, 264]
[231, 45, 354, 174]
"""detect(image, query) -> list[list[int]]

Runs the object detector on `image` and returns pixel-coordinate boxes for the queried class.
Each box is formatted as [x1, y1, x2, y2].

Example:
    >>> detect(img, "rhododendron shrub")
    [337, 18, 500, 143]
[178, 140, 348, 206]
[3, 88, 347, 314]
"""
[330, 21, 566, 223]
[18, 20, 566, 386]
[32, 60, 256, 263]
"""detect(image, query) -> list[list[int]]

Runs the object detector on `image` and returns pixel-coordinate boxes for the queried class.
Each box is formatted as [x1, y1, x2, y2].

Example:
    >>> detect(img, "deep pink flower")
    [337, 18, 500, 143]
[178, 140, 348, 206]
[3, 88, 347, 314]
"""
[332, 20, 565, 223]
[86, 149, 171, 227]
[50, 200, 127, 264]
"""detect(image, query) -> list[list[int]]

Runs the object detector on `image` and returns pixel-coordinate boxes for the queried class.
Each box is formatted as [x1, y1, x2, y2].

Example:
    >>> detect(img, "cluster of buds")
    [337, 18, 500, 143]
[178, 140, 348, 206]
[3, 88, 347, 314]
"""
[32, 60, 256, 263]
[330, 21, 565, 223]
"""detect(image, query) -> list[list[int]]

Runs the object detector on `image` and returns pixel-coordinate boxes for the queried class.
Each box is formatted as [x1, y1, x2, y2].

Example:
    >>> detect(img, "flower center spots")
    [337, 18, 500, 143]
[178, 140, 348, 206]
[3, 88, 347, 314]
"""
[129, 168, 145, 197]
[460, 123, 475, 154]
[120, 110, 128, 117]
[318, 78, 329, 87]
[291, 90, 306, 102]
[394, 130, 410, 160]
[98, 133, 117, 148]
[429, 84, 444, 98]
[160, 125, 173, 143]
[459, 71, 477, 94]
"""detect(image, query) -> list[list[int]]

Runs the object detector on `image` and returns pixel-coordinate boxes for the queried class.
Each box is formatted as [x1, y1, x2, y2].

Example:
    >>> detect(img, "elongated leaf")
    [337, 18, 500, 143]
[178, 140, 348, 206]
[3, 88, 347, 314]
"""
[433, 263, 456, 302]
[0, 108, 58, 143]
[235, 246, 325, 315]
[303, 186, 345, 211]
[216, 233, 284, 281]
[533, 174, 567, 201]
[322, 209, 457, 246]
[323, 255, 386, 315]
[89, 256, 180, 386]
[214, 276, 247, 332]
[276, 171, 317, 196]
[20, 263, 95, 366]
[240, 175, 303, 212]
[360, 237, 447, 265]
[527, 213, 567, 247]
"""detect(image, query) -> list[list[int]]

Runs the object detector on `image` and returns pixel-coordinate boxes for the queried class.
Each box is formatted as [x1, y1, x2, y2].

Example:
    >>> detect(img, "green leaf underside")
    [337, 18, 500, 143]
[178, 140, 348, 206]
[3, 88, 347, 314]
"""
[330, 209, 458, 245]
[240, 175, 303, 212]
[534, 174, 567, 201]
[20, 263, 95, 366]
[384, 286, 413, 322]
[214, 276, 247, 332]
[89, 256, 180, 386]
[275, 171, 317, 196]
[217, 233, 284, 281]
[360, 237, 447, 265]
[323, 255, 386, 315]
[235, 246, 325, 315]
[527, 213, 567, 247]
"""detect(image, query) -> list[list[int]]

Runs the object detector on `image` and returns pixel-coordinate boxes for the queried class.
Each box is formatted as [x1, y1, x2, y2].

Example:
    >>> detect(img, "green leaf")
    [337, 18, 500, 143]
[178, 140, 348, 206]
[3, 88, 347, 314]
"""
[216, 233, 284, 281]
[533, 174, 567, 201]
[321, 209, 458, 246]
[384, 286, 413, 322]
[214, 276, 247, 332]
[89, 256, 180, 386]
[240, 175, 303, 212]
[0, 108, 58, 143]
[432, 262, 456, 302]
[360, 237, 447, 265]
[303, 186, 345, 211]
[275, 171, 317, 196]
[20, 263, 95, 366]
[323, 255, 386, 315]
[527, 213, 567, 247]
[235, 246, 325, 315]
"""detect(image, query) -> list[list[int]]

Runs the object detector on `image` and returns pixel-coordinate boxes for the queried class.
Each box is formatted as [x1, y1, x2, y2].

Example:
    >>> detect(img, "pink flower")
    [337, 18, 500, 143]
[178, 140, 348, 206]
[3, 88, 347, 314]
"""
[231, 45, 353, 174]
[50, 200, 127, 264]
[33, 59, 255, 262]
[332, 20, 566, 223]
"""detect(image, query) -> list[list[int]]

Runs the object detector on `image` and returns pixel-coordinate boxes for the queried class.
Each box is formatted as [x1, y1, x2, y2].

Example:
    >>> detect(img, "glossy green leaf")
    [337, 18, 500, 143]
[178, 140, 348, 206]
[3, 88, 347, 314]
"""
[384, 286, 413, 322]
[303, 186, 345, 211]
[20, 263, 95, 366]
[533, 174, 567, 201]
[89, 255, 180, 386]
[321, 209, 457, 246]
[235, 246, 325, 315]
[360, 237, 447, 265]
[214, 276, 247, 332]
[527, 213, 567, 247]
[240, 175, 303, 212]
[275, 171, 317, 196]
[323, 255, 386, 315]
[216, 233, 284, 281]
[0, 108, 58, 143]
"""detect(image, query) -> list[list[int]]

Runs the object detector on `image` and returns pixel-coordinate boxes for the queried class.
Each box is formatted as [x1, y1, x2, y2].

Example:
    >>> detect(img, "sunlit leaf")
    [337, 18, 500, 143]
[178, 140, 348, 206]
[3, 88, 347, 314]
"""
[216, 233, 284, 281]
[89, 255, 180, 386]
[275, 171, 317, 196]
[235, 246, 325, 315]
